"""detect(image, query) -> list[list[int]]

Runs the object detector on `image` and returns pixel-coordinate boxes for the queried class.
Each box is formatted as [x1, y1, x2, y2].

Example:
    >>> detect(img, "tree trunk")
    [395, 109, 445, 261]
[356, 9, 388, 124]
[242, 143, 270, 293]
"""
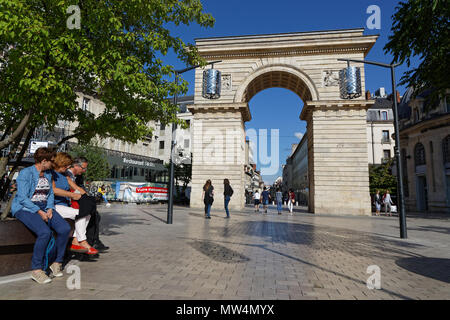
[0, 120, 14, 142]
[0, 127, 34, 201]
[0, 125, 28, 187]
[0, 110, 32, 151]
[0, 190, 16, 220]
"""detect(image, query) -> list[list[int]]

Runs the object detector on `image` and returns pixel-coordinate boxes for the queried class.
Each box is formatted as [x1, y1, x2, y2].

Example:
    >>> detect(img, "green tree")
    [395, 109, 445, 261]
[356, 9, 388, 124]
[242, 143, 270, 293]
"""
[0, 0, 214, 170]
[384, 0, 450, 107]
[68, 142, 110, 182]
[369, 159, 397, 196]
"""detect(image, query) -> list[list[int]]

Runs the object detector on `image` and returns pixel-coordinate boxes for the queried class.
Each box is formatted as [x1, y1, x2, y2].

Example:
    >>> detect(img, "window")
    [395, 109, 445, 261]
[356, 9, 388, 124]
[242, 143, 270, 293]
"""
[401, 149, 409, 197]
[184, 139, 190, 148]
[414, 109, 420, 122]
[382, 130, 389, 143]
[159, 141, 165, 150]
[443, 135, 450, 164]
[414, 143, 426, 166]
[186, 120, 190, 127]
[82, 98, 90, 111]
[160, 123, 165, 131]
[383, 150, 391, 162]
[381, 111, 388, 120]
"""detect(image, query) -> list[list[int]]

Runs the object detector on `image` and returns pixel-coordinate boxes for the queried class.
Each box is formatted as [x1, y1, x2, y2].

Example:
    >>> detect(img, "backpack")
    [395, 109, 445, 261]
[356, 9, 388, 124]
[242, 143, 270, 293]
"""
[229, 186, 234, 197]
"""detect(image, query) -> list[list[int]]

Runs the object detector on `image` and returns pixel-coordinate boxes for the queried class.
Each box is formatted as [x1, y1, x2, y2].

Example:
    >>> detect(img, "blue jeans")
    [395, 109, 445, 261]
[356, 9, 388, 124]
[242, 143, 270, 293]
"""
[205, 204, 212, 217]
[224, 196, 231, 217]
[102, 195, 109, 204]
[277, 201, 282, 212]
[15, 202, 71, 270]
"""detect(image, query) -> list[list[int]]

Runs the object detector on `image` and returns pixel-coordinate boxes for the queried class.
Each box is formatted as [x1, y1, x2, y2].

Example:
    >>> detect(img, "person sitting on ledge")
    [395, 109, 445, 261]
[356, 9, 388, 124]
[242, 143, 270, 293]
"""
[11, 147, 71, 284]
[51, 152, 98, 256]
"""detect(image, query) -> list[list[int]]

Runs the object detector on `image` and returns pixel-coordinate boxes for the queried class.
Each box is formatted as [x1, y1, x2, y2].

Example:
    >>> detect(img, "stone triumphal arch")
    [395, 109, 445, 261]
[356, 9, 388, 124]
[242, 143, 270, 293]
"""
[188, 28, 378, 215]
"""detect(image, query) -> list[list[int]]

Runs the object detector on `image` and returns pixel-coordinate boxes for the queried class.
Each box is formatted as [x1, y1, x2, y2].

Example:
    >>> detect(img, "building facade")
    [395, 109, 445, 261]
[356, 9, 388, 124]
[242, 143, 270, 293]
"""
[366, 97, 395, 165]
[399, 88, 450, 213]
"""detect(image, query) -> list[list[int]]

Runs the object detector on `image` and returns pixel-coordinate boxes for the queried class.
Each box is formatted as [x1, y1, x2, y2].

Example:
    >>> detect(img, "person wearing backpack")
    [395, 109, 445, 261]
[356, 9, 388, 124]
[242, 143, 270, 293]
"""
[202, 179, 214, 219]
[261, 186, 271, 214]
[223, 179, 233, 219]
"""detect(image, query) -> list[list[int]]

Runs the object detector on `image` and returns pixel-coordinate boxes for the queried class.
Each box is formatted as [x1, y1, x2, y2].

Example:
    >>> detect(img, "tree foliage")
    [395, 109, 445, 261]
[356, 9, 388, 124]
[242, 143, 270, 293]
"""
[0, 0, 214, 145]
[384, 0, 450, 108]
[68, 141, 110, 182]
[369, 159, 397, 196]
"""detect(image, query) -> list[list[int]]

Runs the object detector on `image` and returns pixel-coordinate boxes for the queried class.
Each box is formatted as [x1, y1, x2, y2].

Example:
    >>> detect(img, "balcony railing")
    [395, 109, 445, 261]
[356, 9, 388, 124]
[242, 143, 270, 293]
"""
[381, 138, 391, 144]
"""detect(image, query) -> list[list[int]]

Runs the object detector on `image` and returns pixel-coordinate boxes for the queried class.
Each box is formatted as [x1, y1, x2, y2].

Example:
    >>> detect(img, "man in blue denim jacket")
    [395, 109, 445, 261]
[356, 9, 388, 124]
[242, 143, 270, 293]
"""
[12, 147, 71, 284]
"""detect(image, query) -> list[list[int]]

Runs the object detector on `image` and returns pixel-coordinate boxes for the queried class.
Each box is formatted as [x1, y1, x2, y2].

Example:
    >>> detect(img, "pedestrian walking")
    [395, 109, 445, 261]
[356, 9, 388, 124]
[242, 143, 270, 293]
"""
[202, 179, 214, 219]
[261, 187, 270, 214]
[374, 190, 382, 216]
[276, 187, 283, 215]
[253, 189, 261, 213]
[382, 189, 394, 216]
[288, 189, 295, 215]
[223, 179, 233, 218]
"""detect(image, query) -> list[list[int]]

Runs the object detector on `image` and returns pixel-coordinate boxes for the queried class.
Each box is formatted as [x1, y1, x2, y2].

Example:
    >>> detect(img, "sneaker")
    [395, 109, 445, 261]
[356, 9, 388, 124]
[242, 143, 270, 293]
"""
[31, 270, 52, 284]
[49, 263, 63, 278]
[93, 240, 109, 252]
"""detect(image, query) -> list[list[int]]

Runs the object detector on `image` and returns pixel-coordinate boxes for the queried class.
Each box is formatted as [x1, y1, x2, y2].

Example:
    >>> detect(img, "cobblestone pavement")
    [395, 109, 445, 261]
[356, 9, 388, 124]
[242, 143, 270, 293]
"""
[1, 203, 449, 300]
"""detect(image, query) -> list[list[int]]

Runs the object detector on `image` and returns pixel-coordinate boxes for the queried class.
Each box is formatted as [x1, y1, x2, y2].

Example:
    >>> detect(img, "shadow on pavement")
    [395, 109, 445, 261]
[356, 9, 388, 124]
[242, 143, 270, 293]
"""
[225, 220, 425, 261]
[395, 257, 450, 283]
[405, 225, 450, 235]
[188, 240, 250, 264]
[99, 211, 151, 236]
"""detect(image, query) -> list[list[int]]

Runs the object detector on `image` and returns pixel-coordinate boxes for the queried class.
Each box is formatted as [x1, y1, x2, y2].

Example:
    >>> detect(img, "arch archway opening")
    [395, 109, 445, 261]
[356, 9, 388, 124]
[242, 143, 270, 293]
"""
[242, 70, 313, 104]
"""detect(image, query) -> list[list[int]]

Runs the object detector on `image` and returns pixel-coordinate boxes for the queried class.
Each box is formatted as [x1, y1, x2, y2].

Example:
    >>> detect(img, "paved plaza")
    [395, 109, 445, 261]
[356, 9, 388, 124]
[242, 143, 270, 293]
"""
[0, 203, 449, 300]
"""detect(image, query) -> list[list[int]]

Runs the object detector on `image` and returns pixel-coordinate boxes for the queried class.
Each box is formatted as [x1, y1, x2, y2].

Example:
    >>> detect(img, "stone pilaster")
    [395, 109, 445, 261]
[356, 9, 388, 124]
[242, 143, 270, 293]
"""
[301, 100, 374, 215]
[189, 103, 250, 211]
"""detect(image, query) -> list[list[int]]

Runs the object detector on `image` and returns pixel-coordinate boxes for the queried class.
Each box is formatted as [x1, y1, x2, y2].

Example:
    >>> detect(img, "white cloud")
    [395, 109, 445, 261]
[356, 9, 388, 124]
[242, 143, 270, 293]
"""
[294, 132, 304, 140]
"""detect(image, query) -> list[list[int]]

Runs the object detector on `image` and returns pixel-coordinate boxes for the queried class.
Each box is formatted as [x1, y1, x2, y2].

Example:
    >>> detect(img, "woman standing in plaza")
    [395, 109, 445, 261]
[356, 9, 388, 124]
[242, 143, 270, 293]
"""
[276, 188, 283, 215]
[383, 190, 394, 216]
[223, 179, 233, 219]
[288, 189, 295, 215]
[253, 189, 261, 213]
[202, 180, 214, 219]
[374, 190, 382, 216]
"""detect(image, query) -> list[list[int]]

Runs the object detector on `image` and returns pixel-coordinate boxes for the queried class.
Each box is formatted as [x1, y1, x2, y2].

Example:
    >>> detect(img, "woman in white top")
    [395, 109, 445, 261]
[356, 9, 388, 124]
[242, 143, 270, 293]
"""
[383, 190, 394, 216]
[253, 190, 261, 213]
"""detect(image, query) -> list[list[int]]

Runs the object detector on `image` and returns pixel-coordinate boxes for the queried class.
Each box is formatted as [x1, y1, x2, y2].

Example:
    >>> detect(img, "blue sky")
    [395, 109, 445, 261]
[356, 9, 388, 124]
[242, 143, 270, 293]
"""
[164, 0, 419, 184]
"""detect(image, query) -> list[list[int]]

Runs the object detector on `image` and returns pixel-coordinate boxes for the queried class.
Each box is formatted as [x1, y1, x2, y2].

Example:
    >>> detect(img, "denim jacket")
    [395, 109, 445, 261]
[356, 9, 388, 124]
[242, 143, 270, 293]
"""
[11, 165, 55, 216]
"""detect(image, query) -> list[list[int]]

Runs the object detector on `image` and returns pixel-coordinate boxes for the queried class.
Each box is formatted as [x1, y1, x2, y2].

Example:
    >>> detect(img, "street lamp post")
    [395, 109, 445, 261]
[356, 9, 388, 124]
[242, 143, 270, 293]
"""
[337, 58, 407, 239]
[167, 61, 222, 224]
